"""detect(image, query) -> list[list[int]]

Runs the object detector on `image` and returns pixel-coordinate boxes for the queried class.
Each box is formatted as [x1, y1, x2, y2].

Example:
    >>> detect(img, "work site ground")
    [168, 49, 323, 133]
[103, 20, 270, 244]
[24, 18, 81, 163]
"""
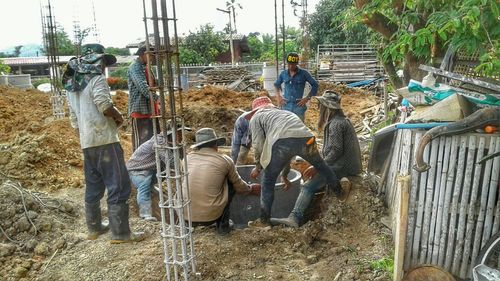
[0, 84, 393, 281]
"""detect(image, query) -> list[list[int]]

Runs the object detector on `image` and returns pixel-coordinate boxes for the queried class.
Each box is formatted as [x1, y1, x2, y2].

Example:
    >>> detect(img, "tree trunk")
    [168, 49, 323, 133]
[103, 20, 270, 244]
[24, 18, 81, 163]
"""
[403, 53, 426, 84]
[383, 59, 404, 89]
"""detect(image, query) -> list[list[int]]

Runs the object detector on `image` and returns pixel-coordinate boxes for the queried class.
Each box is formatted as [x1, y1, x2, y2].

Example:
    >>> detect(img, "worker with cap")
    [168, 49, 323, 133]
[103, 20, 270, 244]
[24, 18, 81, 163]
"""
[66, 45, 145, 243]
[246, 96, 340, 227]
[128, 43, 158, 151]
[271, 90, 362, 227]
[274, 52, 318, 121]
[183, 128, 261, 235]
[127, 122, 192, 222]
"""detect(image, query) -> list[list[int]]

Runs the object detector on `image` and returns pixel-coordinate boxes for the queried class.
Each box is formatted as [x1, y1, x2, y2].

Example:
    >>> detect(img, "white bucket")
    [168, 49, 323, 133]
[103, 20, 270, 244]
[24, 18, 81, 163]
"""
[262, 65, 278, 95]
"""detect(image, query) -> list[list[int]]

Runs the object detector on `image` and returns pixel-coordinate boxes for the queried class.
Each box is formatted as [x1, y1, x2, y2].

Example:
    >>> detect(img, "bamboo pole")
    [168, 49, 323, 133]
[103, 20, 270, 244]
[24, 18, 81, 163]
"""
[413, 134, 430, 266]
[428, 136, 446, 262]
[400, 130, 413, 176]
[394, 175, 411, 281]
[438, 136, 460, 267]
[471, 136, 497, 267]
[388, 130, 405, 210]
[482, 136, 500, 246]
[419, 138, 440, 264]
[404, 131, 423, 270]
[444, 136, 468, 271]
[460, 136, 485, 277]
[489, 136, 500, 235]
[451, 136, 476, 275]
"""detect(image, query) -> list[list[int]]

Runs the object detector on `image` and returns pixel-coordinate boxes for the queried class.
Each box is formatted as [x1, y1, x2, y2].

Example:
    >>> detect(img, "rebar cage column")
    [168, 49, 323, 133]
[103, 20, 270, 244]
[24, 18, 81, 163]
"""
[40, 0, 65, 119]
[142, 0, 196, 280]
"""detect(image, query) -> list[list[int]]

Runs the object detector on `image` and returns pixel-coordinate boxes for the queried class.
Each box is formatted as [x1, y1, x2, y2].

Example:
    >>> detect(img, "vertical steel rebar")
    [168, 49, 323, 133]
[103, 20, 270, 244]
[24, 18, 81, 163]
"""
[142, 1, 196, 280]
[40, 0, 65, 119]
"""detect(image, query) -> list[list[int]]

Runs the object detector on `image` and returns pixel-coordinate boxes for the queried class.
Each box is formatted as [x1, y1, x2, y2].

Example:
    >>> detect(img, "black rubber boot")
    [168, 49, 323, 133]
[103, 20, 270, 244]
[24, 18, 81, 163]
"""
[85, 201, 109, 240]
[108, 203, 145, 244]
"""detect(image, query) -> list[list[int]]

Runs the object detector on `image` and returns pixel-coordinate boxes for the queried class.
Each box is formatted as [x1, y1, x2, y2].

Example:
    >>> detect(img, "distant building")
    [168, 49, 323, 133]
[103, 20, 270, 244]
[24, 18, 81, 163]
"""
[2, 56, 135, 77]
[215, 34, 250, 63]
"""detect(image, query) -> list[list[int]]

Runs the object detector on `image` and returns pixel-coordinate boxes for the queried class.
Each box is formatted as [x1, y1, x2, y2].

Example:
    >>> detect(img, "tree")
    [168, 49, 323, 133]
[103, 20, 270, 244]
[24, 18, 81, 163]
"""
[105, 47, 130, 56]
[42, 25, 76, 56]
[0, 59, 10, 74]
[350, 0, 499, 87]
[180, 24, 227, 64]
[308, 0, 371, 49]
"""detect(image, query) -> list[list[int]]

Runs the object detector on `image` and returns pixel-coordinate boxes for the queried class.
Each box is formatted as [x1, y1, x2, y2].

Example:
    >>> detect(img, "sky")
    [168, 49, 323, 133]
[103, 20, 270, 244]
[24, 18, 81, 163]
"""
[0, 0, 320, 51]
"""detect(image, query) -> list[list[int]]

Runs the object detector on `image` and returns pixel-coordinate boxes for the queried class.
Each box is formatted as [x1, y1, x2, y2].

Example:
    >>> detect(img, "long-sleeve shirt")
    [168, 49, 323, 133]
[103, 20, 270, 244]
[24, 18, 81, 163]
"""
[127, 58, 152, 116]
[67, 75, 119, 149]
[250, 108, 313, 169]
[183, 148, 251, 222]
[323, 115, 362, 176]
[274, 67, 318, 102]
[231, 112, 251, 163]
[126, 134, 174, 171]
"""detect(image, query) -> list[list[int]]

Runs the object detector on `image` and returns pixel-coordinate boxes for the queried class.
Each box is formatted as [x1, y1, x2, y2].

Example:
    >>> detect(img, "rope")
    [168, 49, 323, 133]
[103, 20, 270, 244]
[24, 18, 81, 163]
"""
[0, 173, 76, 244]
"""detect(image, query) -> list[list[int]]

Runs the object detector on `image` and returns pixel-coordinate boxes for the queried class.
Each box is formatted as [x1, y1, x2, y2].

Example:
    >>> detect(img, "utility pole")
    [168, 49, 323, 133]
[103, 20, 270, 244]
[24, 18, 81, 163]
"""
[217, 8, 234, 66]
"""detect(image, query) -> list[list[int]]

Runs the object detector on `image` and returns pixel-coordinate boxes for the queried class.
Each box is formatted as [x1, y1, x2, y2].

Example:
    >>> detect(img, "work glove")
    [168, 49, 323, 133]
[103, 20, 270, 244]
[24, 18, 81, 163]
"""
[249, 183, 261, 196]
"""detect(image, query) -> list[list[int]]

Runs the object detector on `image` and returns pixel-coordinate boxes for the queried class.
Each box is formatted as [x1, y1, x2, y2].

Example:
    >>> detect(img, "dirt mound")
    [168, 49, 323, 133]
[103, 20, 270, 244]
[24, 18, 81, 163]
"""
[112, 90, 129, 113]
[184, 85, 271, 109]
[0, 180, 82, 279]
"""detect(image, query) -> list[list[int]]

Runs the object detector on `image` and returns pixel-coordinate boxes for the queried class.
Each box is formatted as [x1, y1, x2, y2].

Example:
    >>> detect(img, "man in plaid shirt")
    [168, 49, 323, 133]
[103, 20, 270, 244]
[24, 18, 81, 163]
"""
[127, 44, 157, 151]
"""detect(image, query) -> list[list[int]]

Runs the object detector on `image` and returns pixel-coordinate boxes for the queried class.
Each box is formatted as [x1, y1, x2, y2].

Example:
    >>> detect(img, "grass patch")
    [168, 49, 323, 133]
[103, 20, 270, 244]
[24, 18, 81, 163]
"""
[370, 256, 394, 275]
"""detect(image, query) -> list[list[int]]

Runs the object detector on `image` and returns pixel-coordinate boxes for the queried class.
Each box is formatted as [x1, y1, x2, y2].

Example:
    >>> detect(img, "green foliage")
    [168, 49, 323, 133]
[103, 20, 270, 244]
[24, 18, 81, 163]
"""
[180, 24, 227, 64]
[0, 59, 11, 74]
[54, 26, 77, 56]
[109, 66, 129, 80]
[32, 78, 51, 88]
[369, 257, 394, 276]
[105, 47, 130, 56]
[309, 0, 372, 49]
[353, 0, 499, 78]
[245, 27, 300, 63]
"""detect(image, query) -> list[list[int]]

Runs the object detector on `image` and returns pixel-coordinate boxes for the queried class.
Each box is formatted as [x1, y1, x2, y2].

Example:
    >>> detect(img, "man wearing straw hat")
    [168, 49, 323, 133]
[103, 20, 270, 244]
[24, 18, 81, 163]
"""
[271, 91, 362, 227]
[184, 128, 261, 235]
[246, 96, 340, 227]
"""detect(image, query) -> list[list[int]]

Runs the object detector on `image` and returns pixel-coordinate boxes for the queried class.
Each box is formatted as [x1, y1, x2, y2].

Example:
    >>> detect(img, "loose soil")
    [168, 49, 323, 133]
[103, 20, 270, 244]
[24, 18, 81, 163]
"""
[0, 84, 392, 281]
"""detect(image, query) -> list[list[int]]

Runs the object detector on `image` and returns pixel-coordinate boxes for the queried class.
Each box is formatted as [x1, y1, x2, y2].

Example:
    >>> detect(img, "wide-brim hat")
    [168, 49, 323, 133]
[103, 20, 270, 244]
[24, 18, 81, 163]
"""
[191, 128, 225, 149]
[81, 43, 117, 66]
[316, 90, 341, 109]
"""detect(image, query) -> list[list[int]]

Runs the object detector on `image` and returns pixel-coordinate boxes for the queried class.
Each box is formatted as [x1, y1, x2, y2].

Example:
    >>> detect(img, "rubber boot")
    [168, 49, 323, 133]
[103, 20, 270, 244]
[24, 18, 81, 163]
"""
[85, 201, 109, 240]
[139, 201, 157, 222]
[108, 203, 145, 244]
[270, 215, 300, 228]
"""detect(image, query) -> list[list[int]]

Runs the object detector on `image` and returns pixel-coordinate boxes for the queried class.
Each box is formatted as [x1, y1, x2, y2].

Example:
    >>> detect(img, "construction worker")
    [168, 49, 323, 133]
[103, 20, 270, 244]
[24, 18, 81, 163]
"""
[65, 44, 144, 243]
[246, 96, 339, 227]
[271, 91, 362, 227]
[128, 44, 158, 151]
[274, 52, 318, 121]
[231, 111, 251, 165]
[127, 123, 191, 221]
[183, 128, 261, 235]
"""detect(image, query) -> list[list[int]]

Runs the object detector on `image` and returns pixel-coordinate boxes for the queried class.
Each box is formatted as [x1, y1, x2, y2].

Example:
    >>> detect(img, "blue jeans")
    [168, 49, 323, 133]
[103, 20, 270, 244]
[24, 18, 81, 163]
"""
[83, 142, 131, 205]
[260, 137, 338, 221]
[129, 170, 155, 205]
[282, 102, 306, 121]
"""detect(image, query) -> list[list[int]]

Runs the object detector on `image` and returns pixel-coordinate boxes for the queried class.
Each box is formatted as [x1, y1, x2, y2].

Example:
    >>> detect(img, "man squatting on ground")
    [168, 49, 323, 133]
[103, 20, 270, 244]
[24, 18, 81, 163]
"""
[271, 91, 362, 227]
[231, 111, 251, 165]
[246, 97, 340, 226]
[127, 44, 158, 151]
[183, 128, 261, 235]
[65, 44, 144, 243]
[126, 124, 191, 221]
[274, 52, 318, 121]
